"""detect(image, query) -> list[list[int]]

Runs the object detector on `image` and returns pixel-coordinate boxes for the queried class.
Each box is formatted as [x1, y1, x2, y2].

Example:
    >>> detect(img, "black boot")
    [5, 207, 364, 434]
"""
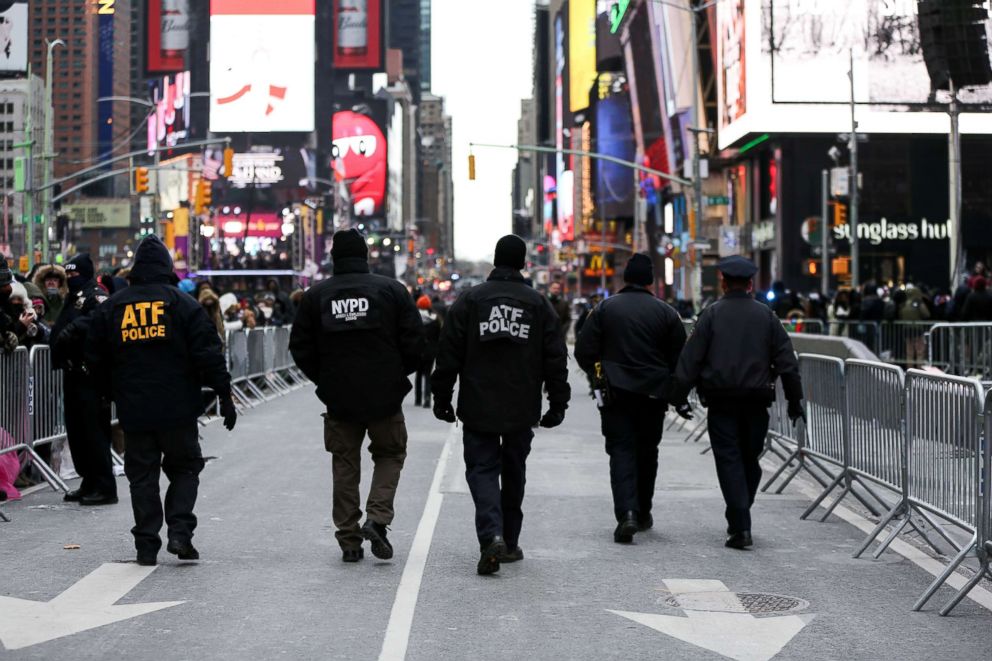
[166, 539, 200, 560]
[362, 520, 394, 560]
[614, 511, 639, 544]
[478, 536, 507, 575]
[638, 513, 654, 531]
[499, 545, 524, 563]
[725, 531, 753, 550]
[64, 488, 86, 502]
[342, 547, 364, 563]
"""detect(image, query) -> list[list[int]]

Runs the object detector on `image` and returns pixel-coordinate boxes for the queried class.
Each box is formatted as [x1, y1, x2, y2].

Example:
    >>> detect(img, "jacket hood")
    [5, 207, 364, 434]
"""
[33, 264, 67, 297]
[128, 236, 175, 284]
[23, 281, 44, 301]
[198, 287, 220, 306]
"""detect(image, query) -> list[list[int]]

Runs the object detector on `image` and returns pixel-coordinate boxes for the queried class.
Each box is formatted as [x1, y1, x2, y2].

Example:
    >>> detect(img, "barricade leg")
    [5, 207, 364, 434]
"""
[913, 536, 977, 611]
[872, 515, 912, 559]
[854, 501, 906, 558]
[800, 471, 845, 520]
[938, 555, 991, 616]
[761, 446, 801, 492]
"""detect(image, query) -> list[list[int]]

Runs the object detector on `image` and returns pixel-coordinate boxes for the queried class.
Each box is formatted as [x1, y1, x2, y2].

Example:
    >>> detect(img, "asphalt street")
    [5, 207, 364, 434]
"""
[1, 365, 990, 660]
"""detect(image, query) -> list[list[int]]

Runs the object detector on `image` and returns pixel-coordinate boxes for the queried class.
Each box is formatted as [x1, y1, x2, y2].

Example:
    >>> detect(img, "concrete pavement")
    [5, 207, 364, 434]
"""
[0, 366, 990, 660]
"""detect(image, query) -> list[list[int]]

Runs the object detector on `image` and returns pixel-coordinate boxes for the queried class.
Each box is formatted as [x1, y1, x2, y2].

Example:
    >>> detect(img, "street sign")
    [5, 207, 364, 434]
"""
[706, 196, 729, 206]
[830, 168, 849, 197]
[13, 157, 26, 192]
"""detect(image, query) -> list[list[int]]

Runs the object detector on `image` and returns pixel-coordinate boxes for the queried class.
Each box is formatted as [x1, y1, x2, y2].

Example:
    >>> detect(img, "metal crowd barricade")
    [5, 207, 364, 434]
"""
[262, 327, 292, 393]
[902, 370, 986, 615]
[27, 346, 70, 491]
[1, 348, 65, 494]
[877, 321, 934, 369]
[782, 318, 825, 335]
[226, 329, 261, 406]
[928, 323, 992, 383]
[761, 380, 815, 495]
[827, 320, 882, 353]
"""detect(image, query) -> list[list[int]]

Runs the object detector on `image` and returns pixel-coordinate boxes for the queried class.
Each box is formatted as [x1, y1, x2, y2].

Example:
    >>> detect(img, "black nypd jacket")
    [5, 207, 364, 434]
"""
[290, 257, 424, 423]
[574, 286, 686, 400]
[431, 267, 571, 433]
[672, 290, 803, 408]
[84, 237, 232, 432]
[51, 269, 108, 373]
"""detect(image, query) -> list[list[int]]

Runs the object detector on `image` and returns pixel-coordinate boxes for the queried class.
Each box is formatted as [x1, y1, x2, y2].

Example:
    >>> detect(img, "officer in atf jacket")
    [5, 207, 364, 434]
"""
[431, 234, 571, 576]
[50, 253, 116, 506]
[84, 235, 236, 566]
[290, 228, 424, 564]
[574, 254, 688, 544]
[671, 256, 804, 550]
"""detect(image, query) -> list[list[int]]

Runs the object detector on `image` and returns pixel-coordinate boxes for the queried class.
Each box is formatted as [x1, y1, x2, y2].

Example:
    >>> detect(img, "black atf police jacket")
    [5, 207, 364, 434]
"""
[290, 257, 424, 423]
[673, 290, 803, 408]
[431, 267, 571, 434]
[85, 238, 232, 433]
[573, 286, 686, 400]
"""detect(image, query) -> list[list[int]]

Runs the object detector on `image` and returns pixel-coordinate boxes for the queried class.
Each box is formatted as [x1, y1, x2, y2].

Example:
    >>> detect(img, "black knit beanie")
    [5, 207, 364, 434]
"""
[494, 235, 526, 270]
[623, 253, 654, 287]
[331, 228, 369, 261]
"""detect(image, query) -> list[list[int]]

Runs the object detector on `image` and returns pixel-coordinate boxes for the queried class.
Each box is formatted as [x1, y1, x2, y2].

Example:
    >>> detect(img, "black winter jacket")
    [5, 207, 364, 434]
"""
[431, 267, 571, 433]
[51, 278, 108, 373]
[290, 257, 424, 423]
[673, 290, 802, 408]
[84, 237, 231, 432]
[574, 286, 686, 400]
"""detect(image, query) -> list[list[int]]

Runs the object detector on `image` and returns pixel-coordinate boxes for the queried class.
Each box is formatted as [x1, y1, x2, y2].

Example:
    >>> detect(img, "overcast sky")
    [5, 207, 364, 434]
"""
[431, 0, 535, 263]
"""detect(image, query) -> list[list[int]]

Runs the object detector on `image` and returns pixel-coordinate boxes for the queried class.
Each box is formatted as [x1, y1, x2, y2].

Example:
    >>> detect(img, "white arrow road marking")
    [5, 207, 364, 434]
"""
[608, 579, 814, 661]
[0, 563, 184, 651]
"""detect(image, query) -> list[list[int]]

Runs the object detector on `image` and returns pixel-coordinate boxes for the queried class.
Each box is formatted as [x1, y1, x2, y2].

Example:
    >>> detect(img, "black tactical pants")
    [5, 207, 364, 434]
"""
[463, 428, 533, 549]
[63, 372, 116, 497]
[706, 407, 770, 534]
[600, 392, 666, 522]
[124, 424, 204, 555]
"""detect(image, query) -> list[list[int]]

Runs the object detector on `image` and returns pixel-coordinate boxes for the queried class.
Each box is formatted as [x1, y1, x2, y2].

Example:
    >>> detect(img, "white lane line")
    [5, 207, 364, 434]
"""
[378, 424, 457, 661]
[761, 457, 992, 613]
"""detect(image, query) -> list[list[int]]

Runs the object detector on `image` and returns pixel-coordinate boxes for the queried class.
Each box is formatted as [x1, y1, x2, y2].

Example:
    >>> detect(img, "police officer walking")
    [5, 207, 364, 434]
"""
[290, 228, 424, 563]
[51, 253, 116, 506]
[574, 254, 688, 543]
[671, 256, 804, 549]
[431, 235, 570, 575]
[83, 236, 236, 565]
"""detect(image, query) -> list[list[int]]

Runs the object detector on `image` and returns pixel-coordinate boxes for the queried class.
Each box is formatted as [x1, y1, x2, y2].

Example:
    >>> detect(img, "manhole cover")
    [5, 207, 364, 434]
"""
[664, 592, 809, 614]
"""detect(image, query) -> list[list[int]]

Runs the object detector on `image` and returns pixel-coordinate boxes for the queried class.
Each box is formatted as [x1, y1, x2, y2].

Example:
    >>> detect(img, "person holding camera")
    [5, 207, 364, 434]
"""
[4, 281, 51, 349]
[670, 256, 805, 550]
[574, 254, 687, 544]
[84, 236, 237, 566]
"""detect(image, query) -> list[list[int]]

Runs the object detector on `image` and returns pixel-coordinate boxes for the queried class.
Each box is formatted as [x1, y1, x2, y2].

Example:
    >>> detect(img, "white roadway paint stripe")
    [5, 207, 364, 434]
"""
[378, 424, 457, 661]
[761, 457, 992, 613]
[664, 579, 749, 614]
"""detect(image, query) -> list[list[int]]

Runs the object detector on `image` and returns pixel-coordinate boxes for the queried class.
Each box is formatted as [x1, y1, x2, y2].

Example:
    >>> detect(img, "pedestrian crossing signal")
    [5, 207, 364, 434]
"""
[468, 154, 476, 181]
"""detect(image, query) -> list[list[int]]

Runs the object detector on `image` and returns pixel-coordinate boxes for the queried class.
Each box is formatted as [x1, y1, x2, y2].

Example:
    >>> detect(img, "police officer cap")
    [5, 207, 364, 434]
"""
[717, 255, 758, 279]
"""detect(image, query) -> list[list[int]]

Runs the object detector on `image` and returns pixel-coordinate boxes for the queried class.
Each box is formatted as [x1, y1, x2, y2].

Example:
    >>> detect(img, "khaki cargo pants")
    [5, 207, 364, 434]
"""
[323, 410, 408, 550]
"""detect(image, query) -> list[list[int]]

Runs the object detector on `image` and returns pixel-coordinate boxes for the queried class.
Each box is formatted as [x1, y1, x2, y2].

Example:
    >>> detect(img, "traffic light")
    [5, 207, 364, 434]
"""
[194, 180, 212, 215]
[222, 147, 235, 179]
[833, 201, 848, 227]
[804, 259, 819, 276]
[468, 154, 476, 181]
[134, 167, 150, 194]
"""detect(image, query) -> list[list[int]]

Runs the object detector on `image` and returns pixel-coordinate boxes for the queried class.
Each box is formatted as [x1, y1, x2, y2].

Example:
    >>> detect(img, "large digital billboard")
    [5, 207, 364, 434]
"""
[333, 0, 384, 71]
[0, 1, 27, 73]
[569, 0, 597, 113]
[147, 0, 189, 73]
[717, 0, 992, 149]
[209, 0, 315, 133]
[595, 90, 636, 220]
[147, 71, 191, 153]
[332, 102, 388, 218]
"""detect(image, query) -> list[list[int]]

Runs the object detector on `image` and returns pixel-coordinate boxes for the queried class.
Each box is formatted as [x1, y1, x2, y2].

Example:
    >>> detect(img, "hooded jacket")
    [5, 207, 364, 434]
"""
[33, 264, 67, 323]
[84, 236, 232, 432]
[431, 267, 571, 433]
[289, 256, 424, 422]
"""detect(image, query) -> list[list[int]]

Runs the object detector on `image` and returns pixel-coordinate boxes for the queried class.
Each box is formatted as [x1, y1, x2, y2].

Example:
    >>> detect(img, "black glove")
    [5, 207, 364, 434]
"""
[675, 403, 694, 420]
[220, 396, 238, 432]
[539, 407, 565, 429]
[788, 400, 807, 426]
[1, 330, 17, 354]
[433, 401, 456, 423]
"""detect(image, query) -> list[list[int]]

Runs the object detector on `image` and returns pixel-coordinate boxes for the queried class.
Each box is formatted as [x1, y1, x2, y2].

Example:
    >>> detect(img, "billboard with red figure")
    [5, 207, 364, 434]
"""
[332, 104, 388, 219]
[209, 0, 315, 132]
[333, 0, 384, 71]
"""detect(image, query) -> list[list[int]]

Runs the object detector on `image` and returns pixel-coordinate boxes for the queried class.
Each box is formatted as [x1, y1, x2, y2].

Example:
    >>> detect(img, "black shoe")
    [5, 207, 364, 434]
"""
[80, 493, 118, 506]
[725, 531, 753, 550]
[478, 536, 507, 575]
[422, 401, 431, 409]
[342, 547, 365, 563]
[63, 489, 86, 502]
[166, 539, 200, 560]
[614, 511, 639, 544]
[499, 545, 524, 563]
[638, 513, 654, 531]
[361, 520, 394, 560]
[136, 554, 157, 566]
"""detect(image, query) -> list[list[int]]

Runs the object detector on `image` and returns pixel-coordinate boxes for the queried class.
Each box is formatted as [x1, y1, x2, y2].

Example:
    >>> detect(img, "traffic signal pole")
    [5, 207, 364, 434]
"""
[848, 49, 860, 290]
[821, 169, 829, 294]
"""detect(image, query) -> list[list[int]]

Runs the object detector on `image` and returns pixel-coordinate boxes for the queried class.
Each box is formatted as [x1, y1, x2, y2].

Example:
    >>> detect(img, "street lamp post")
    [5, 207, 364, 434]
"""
[42, 38, 65, 263]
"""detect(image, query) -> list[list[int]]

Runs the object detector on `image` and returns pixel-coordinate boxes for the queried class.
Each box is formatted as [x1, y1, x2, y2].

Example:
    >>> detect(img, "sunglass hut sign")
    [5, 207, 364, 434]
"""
[833, 218, 951, 246]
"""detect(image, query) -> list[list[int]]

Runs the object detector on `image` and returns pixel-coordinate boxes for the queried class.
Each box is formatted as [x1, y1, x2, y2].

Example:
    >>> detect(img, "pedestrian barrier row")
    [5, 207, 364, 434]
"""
[669, 354, 991, 616]
[0, 327, 307, 502]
